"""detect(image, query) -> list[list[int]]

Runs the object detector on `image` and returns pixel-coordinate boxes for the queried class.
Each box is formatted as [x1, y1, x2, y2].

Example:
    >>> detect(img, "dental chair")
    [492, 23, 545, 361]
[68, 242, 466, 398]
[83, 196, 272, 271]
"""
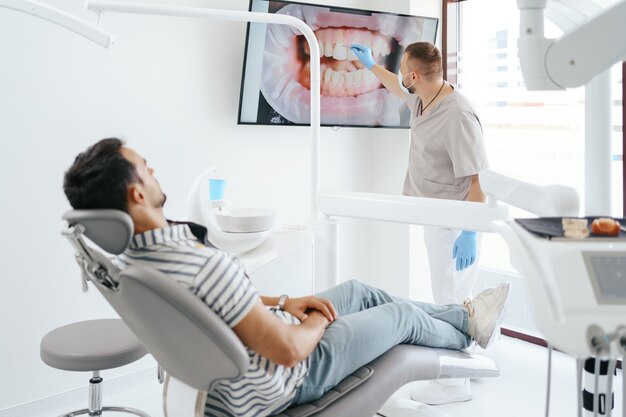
[62, 209, 500, 417]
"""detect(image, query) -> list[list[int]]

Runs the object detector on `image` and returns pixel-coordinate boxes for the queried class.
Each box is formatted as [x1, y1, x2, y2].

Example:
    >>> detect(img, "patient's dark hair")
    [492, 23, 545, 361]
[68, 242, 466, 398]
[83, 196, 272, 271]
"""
[63, 138, 139, 212]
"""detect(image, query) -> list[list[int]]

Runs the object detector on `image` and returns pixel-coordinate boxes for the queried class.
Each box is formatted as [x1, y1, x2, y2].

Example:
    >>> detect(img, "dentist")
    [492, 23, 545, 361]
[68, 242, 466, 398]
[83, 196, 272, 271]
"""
[351, 41, 489, 405]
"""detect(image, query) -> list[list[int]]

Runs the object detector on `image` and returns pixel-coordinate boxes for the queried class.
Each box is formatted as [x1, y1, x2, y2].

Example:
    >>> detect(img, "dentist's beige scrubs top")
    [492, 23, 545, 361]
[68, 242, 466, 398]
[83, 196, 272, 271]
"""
[402, 86, 489, 201]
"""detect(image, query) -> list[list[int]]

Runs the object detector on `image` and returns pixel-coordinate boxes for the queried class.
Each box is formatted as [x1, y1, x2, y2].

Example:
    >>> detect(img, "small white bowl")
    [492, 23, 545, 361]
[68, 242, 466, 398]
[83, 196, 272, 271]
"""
[214, 208, 276, 233]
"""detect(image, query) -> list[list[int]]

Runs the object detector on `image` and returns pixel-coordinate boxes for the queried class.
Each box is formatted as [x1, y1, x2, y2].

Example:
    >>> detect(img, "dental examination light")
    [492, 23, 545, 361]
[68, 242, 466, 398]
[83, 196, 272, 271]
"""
[0, 0, 114, 47]
[517, 0, 626, 89]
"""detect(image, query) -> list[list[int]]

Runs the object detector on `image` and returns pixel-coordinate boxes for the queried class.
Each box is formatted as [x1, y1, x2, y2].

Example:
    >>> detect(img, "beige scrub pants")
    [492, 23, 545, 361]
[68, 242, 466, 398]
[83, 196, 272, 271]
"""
[423, 226, 481, 305]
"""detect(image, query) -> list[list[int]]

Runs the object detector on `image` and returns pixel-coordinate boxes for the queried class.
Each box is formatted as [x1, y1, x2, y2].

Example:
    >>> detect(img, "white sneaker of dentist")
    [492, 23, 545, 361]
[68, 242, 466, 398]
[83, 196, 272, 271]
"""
[410, 378, 472, 406]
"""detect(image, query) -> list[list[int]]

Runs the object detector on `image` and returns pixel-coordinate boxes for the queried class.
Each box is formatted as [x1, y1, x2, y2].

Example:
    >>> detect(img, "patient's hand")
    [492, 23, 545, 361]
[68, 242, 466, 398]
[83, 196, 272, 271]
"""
[284, 296, 338, 323]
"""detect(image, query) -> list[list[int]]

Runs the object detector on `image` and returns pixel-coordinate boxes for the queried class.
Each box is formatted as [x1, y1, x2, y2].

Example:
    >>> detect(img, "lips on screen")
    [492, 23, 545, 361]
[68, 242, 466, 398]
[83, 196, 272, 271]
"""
[237, 0, 438, 128]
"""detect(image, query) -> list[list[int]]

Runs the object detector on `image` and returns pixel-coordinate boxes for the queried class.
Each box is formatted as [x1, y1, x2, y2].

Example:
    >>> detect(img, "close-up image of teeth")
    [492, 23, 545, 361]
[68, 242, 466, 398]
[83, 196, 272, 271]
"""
[239, 1, 438, 127]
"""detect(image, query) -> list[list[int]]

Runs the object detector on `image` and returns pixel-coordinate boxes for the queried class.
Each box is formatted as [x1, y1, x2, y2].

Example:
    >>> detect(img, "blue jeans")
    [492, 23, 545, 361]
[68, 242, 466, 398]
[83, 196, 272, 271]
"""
[292, 279, 471, 405]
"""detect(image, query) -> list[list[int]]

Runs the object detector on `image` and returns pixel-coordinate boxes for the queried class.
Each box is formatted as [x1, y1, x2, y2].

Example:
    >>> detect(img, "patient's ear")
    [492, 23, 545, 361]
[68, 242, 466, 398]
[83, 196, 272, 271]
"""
[128, 184, 145, 205]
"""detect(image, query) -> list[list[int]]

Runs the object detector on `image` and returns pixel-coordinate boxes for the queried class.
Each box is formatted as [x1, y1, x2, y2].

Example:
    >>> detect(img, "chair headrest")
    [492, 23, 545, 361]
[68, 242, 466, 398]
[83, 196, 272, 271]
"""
[63, 209, 134, 255]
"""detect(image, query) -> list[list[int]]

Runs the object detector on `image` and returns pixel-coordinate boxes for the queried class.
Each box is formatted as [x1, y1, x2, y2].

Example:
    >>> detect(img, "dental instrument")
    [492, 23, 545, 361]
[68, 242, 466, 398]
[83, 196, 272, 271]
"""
[0, 0, 114, 47]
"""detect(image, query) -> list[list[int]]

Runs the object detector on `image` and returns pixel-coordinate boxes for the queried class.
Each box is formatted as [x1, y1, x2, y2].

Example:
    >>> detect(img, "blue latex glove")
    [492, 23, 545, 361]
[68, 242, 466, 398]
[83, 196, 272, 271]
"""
[350, 44, 375, 70]
[452, 231, 477, 272]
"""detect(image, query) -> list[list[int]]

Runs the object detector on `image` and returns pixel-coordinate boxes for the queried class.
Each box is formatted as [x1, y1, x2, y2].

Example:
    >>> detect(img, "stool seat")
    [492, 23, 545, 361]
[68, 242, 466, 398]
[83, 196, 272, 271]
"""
[41, 319, 147, 372]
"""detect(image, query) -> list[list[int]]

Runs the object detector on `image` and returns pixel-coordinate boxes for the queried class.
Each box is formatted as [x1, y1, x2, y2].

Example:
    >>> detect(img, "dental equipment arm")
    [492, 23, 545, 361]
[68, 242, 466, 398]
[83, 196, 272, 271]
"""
[0, 0, 113, 47]
[479, 169, 580, 217]
[318, 189, 508, 232]
[517, 0, 626, 89]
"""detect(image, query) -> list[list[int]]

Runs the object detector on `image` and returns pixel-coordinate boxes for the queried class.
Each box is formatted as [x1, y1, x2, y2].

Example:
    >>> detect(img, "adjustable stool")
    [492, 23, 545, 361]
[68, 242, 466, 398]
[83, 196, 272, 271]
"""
[40, 319, 150, 417]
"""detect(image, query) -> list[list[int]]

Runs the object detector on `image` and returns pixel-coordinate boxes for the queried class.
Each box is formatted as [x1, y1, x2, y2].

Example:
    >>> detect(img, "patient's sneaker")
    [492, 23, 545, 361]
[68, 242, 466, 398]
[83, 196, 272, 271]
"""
[465, 282, 511, 349]
[410, 379, 472, 405]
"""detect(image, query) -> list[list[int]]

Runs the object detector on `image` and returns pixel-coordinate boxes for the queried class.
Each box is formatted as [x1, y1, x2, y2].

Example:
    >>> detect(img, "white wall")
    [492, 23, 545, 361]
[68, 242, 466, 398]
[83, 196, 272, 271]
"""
[0, 0, 439, 410]
[363, 0, 442, 299]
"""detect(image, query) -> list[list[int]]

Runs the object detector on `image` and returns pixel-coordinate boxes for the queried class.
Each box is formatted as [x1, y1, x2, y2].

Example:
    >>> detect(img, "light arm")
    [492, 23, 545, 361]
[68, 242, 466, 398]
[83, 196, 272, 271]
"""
[0, 0, 113, 47]
[517, 0, 626, 89]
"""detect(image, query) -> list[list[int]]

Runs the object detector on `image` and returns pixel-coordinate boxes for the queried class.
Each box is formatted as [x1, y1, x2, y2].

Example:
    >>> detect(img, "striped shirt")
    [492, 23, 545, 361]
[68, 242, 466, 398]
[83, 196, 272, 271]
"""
[116, 224, 309, 417]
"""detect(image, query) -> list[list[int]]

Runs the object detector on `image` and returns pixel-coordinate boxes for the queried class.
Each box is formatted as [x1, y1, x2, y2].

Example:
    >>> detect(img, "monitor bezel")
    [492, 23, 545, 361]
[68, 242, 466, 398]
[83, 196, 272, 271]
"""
[236, 0, 440, 129]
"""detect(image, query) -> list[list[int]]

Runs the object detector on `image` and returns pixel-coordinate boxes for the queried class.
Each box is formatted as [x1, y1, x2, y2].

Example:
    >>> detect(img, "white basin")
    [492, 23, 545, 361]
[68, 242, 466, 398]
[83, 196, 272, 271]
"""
[214, 208, 276, 233]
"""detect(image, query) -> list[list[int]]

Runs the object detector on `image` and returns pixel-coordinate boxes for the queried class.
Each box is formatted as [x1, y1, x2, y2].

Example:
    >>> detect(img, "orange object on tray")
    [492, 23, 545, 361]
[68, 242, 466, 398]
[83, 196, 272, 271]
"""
[591, 218, 621, 236]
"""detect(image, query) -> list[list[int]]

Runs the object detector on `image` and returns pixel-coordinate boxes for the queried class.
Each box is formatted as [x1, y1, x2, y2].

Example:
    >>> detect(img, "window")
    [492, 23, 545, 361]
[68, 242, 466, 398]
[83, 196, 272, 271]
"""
[612, 63, 624, 216]
[429, 0, 624, 336]
[459, 0, 586, 268]
[456, 0, 625, 334]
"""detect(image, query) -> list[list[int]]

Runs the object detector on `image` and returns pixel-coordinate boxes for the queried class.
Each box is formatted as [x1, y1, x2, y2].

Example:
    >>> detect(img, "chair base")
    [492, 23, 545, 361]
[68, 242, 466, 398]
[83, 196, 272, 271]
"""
[55, 372, 150, 417]
[57, 406, 151, 417]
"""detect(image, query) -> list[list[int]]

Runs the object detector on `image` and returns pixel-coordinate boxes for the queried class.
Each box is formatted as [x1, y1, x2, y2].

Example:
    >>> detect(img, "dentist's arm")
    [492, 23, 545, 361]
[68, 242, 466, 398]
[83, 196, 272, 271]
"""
[351, 44, 405, 99]
[233, 301, 330, 368]
[453, 175, 487, 271]
[466, 175, 487, 203]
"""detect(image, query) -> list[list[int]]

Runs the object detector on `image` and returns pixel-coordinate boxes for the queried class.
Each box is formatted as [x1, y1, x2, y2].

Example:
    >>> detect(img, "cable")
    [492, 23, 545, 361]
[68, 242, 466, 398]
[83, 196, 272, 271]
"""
[594, 357, 600, 417]
[545, 344, 553, 417]
[606, 360, 616, 417]
[577, 358, 584, 417]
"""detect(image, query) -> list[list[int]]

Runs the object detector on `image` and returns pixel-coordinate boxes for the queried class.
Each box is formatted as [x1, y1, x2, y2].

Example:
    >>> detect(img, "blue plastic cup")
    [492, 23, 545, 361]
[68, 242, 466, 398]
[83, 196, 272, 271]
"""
[208, 179, 226, 201]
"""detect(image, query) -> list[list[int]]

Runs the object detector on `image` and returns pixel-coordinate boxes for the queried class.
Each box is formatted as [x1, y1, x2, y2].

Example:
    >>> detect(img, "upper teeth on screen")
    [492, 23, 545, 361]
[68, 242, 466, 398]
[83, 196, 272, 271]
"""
[304, 28, 391, 61]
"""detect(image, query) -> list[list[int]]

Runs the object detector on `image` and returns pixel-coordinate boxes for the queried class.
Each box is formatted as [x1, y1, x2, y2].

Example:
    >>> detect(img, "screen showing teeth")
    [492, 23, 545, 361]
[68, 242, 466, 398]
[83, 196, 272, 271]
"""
[238, 1, 439, 128]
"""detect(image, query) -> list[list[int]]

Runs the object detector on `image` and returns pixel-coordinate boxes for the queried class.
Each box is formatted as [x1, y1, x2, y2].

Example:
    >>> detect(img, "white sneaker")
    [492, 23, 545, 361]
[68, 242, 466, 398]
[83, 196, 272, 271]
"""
[410, 379, 472, 405]
[465, 282, 511, 349]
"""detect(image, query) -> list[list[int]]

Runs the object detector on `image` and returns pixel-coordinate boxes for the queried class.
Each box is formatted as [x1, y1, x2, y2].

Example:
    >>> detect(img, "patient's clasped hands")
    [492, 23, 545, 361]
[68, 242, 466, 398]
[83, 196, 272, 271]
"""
[284, 296, 338, 323]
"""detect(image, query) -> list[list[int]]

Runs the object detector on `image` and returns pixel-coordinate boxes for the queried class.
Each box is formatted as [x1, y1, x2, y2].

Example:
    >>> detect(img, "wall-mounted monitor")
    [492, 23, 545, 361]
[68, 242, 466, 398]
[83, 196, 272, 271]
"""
[238, 0, 439, 128]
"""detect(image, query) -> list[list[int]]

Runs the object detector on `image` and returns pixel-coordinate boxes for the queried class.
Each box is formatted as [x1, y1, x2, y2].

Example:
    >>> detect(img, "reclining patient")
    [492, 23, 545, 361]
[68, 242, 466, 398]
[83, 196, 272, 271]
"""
[63, 138, 510, 417]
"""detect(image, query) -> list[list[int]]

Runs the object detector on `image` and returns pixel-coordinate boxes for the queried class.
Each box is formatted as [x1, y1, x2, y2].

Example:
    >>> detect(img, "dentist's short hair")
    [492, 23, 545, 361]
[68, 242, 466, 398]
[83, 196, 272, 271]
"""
[404, 42, 443, 81]
[64, 138, 139, 213]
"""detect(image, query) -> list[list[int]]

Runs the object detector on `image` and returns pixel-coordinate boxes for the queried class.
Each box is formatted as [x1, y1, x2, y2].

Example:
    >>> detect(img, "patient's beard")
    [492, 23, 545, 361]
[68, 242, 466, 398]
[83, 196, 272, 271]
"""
[157, 193, 167, 208]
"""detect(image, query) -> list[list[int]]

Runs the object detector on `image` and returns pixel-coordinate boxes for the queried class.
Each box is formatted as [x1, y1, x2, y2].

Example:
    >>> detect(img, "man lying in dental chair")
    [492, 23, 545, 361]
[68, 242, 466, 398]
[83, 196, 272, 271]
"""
[63, 138, 510, 417]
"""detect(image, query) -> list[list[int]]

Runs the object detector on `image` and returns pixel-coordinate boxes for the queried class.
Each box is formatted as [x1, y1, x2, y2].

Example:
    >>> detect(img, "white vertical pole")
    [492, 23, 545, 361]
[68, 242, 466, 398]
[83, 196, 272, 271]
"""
[585, 70, 612, 216]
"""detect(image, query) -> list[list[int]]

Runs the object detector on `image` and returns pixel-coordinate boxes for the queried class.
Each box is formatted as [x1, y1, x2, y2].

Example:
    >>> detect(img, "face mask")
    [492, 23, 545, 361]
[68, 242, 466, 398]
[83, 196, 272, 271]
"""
[398, 70, 415, 94]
